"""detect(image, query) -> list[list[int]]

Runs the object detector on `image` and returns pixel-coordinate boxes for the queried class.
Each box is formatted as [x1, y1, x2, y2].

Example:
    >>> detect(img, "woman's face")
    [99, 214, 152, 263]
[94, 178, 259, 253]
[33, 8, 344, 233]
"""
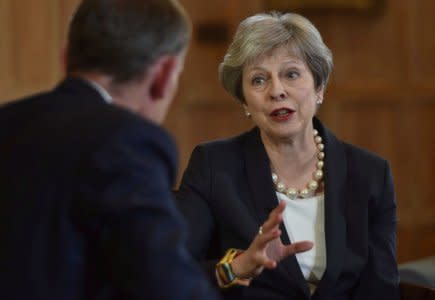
[242, 46, 323, 141]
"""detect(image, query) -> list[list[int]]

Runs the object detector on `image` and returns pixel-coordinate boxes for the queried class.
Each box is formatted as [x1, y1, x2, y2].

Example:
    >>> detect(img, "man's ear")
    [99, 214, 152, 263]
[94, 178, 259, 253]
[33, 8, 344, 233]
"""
[149, 55, 178, 101]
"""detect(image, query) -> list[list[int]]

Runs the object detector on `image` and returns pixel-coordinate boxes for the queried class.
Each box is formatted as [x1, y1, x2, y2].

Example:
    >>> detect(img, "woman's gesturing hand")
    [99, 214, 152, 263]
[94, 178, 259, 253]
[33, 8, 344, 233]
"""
[230, 201, 313, 279]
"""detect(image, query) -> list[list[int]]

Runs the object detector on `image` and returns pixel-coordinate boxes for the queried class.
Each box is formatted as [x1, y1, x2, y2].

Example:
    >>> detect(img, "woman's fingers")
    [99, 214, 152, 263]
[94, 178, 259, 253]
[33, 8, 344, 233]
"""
[255, 226, 281, 249]
[282, 241, 313, 257]
[261, 201, 286, 232]
[254, 202, 286, 249]
[262, 258, 277, 270]
[246, 203, 314, 275]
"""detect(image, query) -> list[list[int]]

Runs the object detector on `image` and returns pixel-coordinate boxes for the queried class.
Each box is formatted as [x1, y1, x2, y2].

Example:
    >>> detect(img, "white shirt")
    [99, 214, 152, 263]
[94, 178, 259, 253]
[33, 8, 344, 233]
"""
[85, 79, 112, 104]
[276, 192, 326, 281]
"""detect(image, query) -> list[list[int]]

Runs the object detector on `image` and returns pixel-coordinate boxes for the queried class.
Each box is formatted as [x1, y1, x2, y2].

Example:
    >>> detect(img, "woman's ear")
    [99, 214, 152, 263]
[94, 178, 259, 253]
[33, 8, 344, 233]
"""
[242, 103, 251, 117]
[316, 85, 325, 104]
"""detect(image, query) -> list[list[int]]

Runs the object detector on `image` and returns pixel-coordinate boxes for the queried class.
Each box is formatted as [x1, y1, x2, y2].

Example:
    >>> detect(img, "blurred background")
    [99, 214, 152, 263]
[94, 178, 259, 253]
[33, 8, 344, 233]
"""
[0, 0, 434, 265]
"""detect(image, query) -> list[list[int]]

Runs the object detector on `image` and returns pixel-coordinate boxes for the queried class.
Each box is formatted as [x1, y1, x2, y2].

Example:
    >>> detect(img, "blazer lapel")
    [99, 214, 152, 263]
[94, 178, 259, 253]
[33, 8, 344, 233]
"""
[313, 119, 347, 298]
[243, 128, 276, 230]
[243, 127, 310, 298]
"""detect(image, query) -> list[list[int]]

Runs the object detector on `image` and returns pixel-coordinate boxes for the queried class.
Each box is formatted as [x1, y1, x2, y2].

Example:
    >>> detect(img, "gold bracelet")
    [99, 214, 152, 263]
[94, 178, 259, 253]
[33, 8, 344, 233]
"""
[215, 248, 251, 288]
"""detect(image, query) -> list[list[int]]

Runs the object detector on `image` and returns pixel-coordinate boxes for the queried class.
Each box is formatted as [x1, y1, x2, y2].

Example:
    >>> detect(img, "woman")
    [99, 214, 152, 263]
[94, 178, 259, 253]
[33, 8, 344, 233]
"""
[177, 12, 399, 300]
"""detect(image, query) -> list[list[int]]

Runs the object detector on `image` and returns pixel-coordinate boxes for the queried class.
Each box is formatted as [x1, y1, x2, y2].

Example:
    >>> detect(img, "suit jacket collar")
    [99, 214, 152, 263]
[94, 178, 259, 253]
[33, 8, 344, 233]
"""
[242, 117, 348, 299]
[54, 77, 109, 105]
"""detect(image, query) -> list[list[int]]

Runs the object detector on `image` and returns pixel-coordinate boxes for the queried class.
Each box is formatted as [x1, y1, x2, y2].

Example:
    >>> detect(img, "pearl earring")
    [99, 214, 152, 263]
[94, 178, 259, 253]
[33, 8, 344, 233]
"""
[245, 111, 251, 117]
[316, 98, 323, 105]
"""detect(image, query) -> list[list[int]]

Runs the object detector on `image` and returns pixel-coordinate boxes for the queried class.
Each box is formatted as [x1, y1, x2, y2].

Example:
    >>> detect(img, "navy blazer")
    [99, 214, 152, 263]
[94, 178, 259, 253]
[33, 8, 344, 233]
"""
[0, 78, 218, 300]
[177, 118, 399, 300]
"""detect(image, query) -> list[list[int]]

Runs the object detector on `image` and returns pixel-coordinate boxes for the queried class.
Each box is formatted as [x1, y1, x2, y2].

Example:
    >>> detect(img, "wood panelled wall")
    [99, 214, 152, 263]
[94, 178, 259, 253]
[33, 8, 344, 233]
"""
[0, 0, 80, 102]
[0, 0, 433, 263]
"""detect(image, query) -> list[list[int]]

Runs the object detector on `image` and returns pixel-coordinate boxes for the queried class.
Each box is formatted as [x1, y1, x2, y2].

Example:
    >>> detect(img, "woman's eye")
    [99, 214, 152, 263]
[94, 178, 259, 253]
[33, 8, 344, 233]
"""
[252, 77, 265, 86]
[287, 71, 299, 79]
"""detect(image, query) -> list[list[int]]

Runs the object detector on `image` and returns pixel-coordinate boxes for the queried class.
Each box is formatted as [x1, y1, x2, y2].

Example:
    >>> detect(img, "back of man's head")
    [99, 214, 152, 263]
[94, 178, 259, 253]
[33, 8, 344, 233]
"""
[66, 0, 191, 83]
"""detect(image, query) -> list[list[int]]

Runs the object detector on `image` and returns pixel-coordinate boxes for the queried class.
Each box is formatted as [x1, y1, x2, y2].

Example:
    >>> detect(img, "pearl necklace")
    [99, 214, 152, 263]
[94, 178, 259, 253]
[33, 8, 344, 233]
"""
[271, 129, 325, 200]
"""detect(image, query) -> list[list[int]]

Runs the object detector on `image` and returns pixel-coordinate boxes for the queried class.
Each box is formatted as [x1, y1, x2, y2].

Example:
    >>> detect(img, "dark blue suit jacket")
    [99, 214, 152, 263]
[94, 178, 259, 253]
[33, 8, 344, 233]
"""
[0, 78, 218, 300]
[176, 118, 399, 300]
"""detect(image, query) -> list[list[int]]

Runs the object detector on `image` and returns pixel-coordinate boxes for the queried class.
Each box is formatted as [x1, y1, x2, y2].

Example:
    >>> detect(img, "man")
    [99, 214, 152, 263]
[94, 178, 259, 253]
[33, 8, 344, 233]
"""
[0, 0, 218, 299]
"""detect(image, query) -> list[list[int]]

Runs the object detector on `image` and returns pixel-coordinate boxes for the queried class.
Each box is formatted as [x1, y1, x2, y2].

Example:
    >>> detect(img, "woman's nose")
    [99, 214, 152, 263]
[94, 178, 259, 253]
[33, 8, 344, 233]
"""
[269, 78, 287, 101]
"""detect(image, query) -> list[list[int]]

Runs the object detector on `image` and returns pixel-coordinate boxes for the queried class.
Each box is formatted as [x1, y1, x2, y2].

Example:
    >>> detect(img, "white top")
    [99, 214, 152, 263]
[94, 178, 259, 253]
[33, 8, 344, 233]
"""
[276, 192, 326, 282]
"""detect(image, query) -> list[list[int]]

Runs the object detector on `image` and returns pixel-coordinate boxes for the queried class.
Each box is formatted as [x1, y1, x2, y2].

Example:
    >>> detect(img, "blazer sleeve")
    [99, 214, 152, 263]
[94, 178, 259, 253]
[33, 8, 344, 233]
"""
[73, 122, 218, 300]
[353, 161, 400, 300]
[176, 145, 221, 284]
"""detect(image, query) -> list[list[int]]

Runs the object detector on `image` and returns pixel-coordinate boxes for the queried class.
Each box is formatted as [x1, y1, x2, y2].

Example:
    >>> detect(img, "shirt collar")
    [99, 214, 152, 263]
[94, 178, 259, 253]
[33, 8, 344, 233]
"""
[85, 79, 113, 104]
